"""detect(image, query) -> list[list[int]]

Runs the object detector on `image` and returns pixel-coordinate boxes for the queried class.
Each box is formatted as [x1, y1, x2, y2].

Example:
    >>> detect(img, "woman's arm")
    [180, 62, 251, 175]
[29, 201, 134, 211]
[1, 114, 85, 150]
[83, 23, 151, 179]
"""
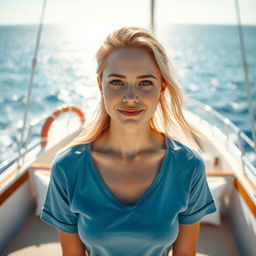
[171, 221, 201, 256]
[57, 230, 88, 256]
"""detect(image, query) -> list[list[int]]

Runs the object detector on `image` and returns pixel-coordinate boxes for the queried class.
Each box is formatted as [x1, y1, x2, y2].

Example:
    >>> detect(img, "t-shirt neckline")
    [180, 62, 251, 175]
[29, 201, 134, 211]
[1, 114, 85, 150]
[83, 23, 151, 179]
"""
[87, 132, 170, 211]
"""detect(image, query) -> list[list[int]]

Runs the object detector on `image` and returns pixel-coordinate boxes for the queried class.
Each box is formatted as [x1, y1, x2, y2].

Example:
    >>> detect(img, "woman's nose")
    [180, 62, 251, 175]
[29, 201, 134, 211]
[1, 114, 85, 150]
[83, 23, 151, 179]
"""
[122, 87, 140, 103]
[122, 95, 139, 103]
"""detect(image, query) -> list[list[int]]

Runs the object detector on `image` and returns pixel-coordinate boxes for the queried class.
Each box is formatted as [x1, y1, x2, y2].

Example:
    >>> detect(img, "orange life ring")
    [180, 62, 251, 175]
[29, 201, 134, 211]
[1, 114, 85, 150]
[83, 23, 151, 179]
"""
[40, 105, 85, 148]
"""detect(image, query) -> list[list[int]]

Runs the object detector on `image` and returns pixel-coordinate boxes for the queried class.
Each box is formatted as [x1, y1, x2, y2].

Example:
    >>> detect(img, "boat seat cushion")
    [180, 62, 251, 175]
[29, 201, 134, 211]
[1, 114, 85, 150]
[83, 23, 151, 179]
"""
[201, 177, 227, 225]
[32, 169, 50, 216]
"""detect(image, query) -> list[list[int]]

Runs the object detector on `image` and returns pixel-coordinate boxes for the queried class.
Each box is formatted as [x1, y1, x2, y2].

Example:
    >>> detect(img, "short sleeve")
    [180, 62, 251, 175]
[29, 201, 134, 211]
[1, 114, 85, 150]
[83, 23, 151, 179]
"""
[178, 158, 217, 225]
[40, 160, 78, 233]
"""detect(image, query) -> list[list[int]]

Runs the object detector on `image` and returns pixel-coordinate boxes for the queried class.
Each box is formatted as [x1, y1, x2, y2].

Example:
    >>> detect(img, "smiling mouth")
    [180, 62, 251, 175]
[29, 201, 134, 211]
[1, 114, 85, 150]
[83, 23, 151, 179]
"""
[118, 108, 144, 112]
[118, 109, 144, 115]
[119, 110, 143, 112]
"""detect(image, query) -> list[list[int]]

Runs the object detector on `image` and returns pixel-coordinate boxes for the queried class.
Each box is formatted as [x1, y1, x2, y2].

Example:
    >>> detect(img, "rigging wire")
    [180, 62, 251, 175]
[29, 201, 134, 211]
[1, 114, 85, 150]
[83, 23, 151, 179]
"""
[234, 0, 256, 150]
[17, 0, 48, 167]
[150, 0, 155, 33]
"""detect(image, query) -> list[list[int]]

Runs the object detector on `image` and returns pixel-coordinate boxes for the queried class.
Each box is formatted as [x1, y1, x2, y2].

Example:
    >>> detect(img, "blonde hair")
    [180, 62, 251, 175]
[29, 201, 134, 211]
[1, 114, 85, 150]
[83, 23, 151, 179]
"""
[62, 26, 207, 152]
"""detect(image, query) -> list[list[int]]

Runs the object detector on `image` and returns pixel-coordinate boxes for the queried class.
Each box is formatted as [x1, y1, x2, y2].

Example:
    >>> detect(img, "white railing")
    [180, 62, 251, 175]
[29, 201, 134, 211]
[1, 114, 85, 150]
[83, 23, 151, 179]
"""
[0, 115, 47, 175]
[0, 110, 82, 175]
[187, 98, 256, 180]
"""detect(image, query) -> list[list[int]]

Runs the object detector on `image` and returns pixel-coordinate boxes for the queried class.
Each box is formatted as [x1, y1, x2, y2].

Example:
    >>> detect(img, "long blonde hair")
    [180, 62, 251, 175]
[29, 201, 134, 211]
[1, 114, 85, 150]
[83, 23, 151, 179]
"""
[62, 26, 207, 152]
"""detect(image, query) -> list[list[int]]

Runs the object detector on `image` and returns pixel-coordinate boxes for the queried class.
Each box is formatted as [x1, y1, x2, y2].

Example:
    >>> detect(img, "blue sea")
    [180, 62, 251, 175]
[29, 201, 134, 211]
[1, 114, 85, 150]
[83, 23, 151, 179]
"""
[0, 24, 256, 165]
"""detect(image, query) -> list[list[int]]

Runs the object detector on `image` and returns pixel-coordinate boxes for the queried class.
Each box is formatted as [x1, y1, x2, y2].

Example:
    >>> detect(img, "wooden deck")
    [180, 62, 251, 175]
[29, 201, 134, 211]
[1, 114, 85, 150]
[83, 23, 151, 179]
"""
[2, 213, 240, 256]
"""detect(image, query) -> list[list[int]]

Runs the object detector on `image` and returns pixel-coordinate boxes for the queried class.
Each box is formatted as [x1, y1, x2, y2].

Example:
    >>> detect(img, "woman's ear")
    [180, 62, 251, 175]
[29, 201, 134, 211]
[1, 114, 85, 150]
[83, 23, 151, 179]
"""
[97, 76, 103, 94]
[160, 80, 167, 94]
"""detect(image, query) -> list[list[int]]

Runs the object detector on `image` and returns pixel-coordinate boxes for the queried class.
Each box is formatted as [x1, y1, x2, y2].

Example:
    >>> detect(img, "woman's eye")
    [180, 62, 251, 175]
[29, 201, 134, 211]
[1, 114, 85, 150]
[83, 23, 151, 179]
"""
[109, 79, 153, 87]
[140, 80, 153, 86]
[110, 80, 124, 86]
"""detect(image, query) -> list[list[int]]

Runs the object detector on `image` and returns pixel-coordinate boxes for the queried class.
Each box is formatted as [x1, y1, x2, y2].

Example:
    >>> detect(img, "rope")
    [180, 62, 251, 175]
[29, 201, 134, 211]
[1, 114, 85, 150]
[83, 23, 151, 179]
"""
[234, 0, 256, 150]
[17, 0, 48, 167]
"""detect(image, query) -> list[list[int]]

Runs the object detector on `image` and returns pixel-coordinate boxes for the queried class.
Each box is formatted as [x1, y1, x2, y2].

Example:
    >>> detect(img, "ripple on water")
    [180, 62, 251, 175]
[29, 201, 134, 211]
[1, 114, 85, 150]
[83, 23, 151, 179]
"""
[229, 101, 248, 113]
[44, 93, 63, 103]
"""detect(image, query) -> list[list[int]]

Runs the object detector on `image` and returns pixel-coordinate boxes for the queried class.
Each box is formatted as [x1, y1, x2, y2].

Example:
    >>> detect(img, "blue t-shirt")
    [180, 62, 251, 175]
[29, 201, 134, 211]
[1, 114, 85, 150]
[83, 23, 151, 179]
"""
[40, 134, 217, 256]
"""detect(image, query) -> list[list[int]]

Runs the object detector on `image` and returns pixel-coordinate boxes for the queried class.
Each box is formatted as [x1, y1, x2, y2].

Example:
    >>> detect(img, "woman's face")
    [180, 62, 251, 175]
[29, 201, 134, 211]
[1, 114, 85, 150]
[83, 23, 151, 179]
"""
[98, 47, 164, 127]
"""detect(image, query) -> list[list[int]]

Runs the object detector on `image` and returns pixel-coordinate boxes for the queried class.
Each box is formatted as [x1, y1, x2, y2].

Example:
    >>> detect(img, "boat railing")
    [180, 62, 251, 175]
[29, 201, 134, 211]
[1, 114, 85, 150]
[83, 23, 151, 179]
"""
[0, 114, 75, 174]
[0, 111, 81, 176]
[0, 115, 47, 175]
[187, 98, 256, 182]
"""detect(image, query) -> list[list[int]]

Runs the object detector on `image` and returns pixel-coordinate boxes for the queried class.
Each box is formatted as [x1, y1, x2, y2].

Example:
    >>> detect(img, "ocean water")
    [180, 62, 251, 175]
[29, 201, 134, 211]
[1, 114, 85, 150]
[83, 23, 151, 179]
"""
[0, 24, 255, 165]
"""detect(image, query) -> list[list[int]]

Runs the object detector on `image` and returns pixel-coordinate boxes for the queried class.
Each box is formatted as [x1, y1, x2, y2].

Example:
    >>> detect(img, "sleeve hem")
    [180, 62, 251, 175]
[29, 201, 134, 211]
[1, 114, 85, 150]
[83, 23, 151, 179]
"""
[178, 200, 217, 225]
[40, 210, 78, 234]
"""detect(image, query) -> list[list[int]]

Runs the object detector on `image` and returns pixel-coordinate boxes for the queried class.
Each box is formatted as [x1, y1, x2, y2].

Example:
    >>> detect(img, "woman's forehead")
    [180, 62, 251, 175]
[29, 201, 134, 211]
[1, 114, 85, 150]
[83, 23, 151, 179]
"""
[107, 48, 153, 62]
[103, 48, 160, 78]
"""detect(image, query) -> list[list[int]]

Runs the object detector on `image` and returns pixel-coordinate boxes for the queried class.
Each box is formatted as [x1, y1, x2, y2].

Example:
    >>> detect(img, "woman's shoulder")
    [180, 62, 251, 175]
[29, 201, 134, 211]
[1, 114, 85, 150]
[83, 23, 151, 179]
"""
[52, 143, 89, 170]
[167, 137, 203, 165]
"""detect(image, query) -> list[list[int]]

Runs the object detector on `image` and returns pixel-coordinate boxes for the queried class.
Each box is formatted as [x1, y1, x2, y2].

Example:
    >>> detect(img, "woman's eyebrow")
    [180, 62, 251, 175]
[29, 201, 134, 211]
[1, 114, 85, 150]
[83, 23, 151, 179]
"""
[107, 73, 157, 80]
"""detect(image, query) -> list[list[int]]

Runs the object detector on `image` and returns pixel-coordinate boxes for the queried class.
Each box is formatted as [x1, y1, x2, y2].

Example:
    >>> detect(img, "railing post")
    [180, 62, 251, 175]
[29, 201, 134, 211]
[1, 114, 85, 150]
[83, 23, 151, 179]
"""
[237, 129, 246, 174]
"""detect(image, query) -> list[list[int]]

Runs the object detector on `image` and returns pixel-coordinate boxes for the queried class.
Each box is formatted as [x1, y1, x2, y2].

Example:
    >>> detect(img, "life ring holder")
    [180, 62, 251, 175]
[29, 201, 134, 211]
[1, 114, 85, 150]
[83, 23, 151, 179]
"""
[40, 105, 85, 148]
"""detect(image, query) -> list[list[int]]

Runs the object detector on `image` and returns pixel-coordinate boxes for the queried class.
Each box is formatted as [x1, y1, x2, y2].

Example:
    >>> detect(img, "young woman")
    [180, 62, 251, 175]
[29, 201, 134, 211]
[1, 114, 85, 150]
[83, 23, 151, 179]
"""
[41, 26, 216, 256]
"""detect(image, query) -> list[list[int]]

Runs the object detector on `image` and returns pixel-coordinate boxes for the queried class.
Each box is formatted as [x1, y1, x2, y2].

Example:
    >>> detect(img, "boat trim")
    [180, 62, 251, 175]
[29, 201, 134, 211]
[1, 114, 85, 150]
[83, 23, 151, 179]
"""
[234, 176, 256, 217]
[0, 172, 29, 206]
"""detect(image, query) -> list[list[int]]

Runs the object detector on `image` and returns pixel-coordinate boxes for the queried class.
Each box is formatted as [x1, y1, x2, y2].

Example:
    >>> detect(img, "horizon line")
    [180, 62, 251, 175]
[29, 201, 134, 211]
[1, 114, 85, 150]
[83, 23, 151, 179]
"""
[0, 22, 256, 27]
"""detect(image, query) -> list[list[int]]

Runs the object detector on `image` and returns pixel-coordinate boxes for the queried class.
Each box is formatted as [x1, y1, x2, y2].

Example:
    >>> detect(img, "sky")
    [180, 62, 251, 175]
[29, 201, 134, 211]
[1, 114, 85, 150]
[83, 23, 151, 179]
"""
[0, 0, 256, 26]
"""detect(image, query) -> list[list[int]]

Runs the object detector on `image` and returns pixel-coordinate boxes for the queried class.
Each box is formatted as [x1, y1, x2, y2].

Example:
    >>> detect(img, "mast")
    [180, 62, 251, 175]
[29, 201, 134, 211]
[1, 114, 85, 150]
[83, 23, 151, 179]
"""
[234, 0, 256, 149]
[150, 0, 155, 33]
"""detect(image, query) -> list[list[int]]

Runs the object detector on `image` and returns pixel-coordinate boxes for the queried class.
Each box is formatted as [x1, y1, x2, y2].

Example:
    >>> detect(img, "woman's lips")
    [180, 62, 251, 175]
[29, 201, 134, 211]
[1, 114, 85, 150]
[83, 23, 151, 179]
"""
[118, 109, 144, 116]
